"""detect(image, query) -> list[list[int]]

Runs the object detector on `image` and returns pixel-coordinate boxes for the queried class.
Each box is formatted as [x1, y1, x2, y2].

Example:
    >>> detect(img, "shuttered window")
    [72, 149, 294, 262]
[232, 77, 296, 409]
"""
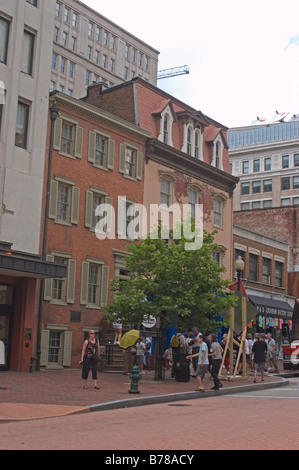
[53, 117, 83, 159]
[119, 143, 143, 180]
[44, 254, 76, 304]
[80, 260, 109, 308]
[49, 177, 80, 225]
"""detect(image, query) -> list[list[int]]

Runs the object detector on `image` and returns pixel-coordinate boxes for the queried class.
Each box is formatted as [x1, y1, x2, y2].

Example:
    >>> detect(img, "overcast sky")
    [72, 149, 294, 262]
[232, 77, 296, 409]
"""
[84, 0, 299, 128]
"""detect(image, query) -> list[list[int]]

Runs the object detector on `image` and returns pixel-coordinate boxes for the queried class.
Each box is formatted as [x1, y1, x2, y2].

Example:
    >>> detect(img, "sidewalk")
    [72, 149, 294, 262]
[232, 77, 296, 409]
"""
[0, 365, 293, 422]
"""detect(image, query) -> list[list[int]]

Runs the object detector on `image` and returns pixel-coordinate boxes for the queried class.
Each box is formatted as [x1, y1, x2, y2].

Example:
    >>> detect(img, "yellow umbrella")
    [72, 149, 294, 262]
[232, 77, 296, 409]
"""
[119, 329, 140, 349]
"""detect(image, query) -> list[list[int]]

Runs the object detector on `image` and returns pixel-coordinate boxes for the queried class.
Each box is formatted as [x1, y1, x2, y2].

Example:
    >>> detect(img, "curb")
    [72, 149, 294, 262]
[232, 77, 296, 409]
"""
[89, 377, 290, 413]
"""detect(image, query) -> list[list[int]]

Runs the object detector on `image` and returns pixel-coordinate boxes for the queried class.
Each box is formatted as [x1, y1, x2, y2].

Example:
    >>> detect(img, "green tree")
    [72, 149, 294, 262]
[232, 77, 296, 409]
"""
[105, 225, 236, 332]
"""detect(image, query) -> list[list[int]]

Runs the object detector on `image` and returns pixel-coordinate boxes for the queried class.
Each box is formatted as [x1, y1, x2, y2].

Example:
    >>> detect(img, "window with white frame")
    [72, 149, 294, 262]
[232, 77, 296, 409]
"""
[15, 101, 30, 149]
[213, 139, 223, 169]
[158, 106, 174, 146]
[160, 178, 171, 208]
[85, 188, 112, 233]
[188, 188, 198, 218]
[88, 130, 115, 170]
[213, 198, 222, 227]
[40, 326, 72, 368]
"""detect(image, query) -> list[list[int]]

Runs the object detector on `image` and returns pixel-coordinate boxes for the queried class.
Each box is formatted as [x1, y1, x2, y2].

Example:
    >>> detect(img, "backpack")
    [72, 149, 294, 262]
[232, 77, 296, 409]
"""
[170, 335, 180, 349]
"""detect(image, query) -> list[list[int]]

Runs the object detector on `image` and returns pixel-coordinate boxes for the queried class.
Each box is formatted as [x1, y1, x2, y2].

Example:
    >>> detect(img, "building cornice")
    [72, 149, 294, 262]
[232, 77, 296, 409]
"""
[146, 138, 238, 196]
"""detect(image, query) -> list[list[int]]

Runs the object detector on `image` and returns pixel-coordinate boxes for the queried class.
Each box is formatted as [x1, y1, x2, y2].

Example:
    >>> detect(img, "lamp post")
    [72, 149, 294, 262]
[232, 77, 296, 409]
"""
[235, 256, 247, 378]
[235, 256, 245, 292]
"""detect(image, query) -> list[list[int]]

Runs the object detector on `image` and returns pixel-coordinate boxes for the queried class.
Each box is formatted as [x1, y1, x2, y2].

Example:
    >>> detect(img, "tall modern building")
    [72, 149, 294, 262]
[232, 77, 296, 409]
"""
[228, 113, 299, 211]
[51, 0, 159, 97]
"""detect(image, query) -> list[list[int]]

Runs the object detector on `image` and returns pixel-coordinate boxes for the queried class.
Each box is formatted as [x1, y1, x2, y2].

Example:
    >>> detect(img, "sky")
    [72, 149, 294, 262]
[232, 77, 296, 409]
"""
[84, 0, 299, 128]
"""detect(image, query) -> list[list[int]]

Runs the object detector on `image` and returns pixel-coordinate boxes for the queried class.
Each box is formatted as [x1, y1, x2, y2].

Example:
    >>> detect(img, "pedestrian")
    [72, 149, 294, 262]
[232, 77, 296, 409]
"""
[191, 327, 201, 373]
[220, 333, 230, 373]
[187, 335, 209, 391]
[204, 331, 213, 372]
[136, 337, 146, 374]
[123, 347, 133, 375]
[252, 332, 267, 383]
[163, 347, 173, 370]
[80, 330, 100, 389]
[112, 314, 123, 345]
[143, 334, 152, 372]
[265, 332, 279, 373]
[170, 327, 186, 378]
[247, 333, 254, 371]
[209, 333, 223, 390]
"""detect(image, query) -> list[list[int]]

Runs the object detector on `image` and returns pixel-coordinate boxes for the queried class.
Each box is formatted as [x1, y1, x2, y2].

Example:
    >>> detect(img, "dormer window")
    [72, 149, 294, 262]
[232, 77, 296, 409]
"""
[182, 123, 203, 159]
[157, 103, 175, 146]
[163, 114, 169, 144]
[213, 138, 224, 170]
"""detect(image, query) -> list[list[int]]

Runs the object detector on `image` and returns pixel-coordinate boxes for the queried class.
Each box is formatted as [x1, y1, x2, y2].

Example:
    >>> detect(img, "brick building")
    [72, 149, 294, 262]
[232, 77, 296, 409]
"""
[233, 224, 293, 345]
[40, 90, 150, 369]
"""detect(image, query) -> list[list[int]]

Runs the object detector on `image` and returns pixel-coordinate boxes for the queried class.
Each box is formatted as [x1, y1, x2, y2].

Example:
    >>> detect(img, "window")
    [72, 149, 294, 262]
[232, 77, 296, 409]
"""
[253, 159, 260, 172]
[264, 179, 272, 192]
[264, 157, 271, 171]
[103, 54, 107, 69]
[87, 45, 92, 60]
[139, 53, 143, 67]
[124, 66, 128, 80]
[62, 32, 68, 47]
[110, 58, 115, 73]
[0, 17, 10, 64]
[70, 36, 76, 51]
[252, 181, 261, 194]
[187, 127, 192, 155]
[60, 57, 66, 74]
[27, 0, 37, 6]
[88, 23, 93, 37]
[241, 202, 250, 210]
[96, 27, 101, 41]
[88, 131, 115, 170]
[132, 48, 136, 62]
[282, 155, 289, 168]
[241, 182, 250, 195]
[80, 260, 109, 307]
[242, 161, 249, 174]
[281, 198, 290, 207]
[49, 177, 80, 225]
[56, 2, 60, 18]
[54, 26, 59, 42]
[119, 144, 142, 180]
[52, 53, 57, 69]
[263, 200, 272, 208]
[275, 261, 283, 287]
[40, 328, 72, 368]
[294, 176, 299, 189]
[111, 35, 115, 50]
[69, 62, 74, 78]
[104, 31, 108, 46]
[44, 254, 76, 304]
[125, 44, 129, 59]
[188, 189, 197, 218]
[72, 13, 78, 28]
[194, 132, 200, 158]
[86, 70, 90, 85]
[160, 178, 171, 207]
[53, 117, 83, 159]
[249, 253, 258, 281]
[281, 177, 290, 190]
[21, 30, 35, 75]
[145, 56, 149, 70]
[294, 154, 299, 167]
[252, 201, 261, 209]
[64, 8, 69, 23]
[215, 142, 220, 168]
[95, 50, 100, 64]
[85, 189, 112, 231]
[213, 199, 222, 226]
[294, 197, 299, 205]
[15, 101, 29, 149]
[262, 257, 271, 284]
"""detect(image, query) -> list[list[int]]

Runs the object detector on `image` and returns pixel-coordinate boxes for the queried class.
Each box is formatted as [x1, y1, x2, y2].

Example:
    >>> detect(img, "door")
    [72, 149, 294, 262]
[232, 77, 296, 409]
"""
[0, 285, 14, 371]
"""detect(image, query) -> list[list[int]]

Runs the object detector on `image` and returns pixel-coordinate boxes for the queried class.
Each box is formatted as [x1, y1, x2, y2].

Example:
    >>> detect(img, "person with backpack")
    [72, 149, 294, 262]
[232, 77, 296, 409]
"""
[170, 328, 186, 378]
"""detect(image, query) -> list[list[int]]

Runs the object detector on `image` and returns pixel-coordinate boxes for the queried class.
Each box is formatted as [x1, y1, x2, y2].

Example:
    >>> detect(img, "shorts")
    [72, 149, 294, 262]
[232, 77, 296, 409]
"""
[136, 355, 144, 365]
[195, 364, 208, 378]
[254, 362, 265, 371]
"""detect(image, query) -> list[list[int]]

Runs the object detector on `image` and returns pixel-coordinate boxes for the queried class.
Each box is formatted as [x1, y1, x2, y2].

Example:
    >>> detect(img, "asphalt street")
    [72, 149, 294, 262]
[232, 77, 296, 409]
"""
[1, 377, 299, 451]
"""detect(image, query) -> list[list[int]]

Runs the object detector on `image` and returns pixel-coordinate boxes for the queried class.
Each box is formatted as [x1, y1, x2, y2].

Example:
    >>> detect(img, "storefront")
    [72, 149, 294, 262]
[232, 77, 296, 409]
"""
[249, 295, 294, 350]
[0, 243, 66, 372]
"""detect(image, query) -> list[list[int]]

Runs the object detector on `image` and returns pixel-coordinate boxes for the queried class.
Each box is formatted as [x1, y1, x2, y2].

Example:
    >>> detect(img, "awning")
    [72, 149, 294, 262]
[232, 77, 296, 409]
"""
[0, 253, 67, 279]
[249, 295, 293, 320]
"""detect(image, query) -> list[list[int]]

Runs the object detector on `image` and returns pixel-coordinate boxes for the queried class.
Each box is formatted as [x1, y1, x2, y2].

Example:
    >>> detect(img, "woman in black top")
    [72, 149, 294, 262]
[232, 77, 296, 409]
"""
[80, 330, 100, 389]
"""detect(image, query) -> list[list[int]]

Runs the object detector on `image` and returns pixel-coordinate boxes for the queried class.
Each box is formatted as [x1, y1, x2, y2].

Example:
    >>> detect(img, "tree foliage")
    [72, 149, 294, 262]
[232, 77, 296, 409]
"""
[105, 225, 236, 332]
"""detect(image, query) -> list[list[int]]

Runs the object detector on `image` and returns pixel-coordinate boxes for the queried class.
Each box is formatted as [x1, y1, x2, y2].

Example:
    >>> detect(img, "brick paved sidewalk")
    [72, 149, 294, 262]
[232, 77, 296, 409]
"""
[0, 365, 291, 422]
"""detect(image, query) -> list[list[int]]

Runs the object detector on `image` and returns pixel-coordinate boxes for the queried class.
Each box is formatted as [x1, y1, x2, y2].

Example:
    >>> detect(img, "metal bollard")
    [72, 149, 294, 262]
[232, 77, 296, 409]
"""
[128, 365, 141, 394]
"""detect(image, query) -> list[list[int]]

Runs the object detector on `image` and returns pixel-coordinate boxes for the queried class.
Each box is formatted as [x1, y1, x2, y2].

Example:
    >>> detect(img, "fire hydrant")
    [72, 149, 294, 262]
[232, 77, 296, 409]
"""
[128, 365, 141, 394]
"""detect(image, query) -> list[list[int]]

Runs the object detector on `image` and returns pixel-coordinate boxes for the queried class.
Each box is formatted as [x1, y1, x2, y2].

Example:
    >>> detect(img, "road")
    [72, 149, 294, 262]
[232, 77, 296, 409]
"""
[1, 378, 299, 452]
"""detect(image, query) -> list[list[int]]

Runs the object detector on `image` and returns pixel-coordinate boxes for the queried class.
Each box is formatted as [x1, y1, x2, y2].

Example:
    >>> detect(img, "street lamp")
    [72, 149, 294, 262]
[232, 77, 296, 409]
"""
[235, 256, 245, 292]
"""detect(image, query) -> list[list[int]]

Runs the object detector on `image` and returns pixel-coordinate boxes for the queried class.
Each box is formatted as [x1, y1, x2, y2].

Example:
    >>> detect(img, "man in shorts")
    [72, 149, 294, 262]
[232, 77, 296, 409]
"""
[252, 333, 267, 383]
[187, 335, 209, 391]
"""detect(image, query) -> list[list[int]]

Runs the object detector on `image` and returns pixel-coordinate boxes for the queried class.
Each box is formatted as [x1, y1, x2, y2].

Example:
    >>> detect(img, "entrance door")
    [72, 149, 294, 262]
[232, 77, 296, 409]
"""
[0, 285, 14, 371]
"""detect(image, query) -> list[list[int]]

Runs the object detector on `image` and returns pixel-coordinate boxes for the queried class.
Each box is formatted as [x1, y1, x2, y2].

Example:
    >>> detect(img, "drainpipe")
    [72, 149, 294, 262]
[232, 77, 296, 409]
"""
[36, 102, 59, 371]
